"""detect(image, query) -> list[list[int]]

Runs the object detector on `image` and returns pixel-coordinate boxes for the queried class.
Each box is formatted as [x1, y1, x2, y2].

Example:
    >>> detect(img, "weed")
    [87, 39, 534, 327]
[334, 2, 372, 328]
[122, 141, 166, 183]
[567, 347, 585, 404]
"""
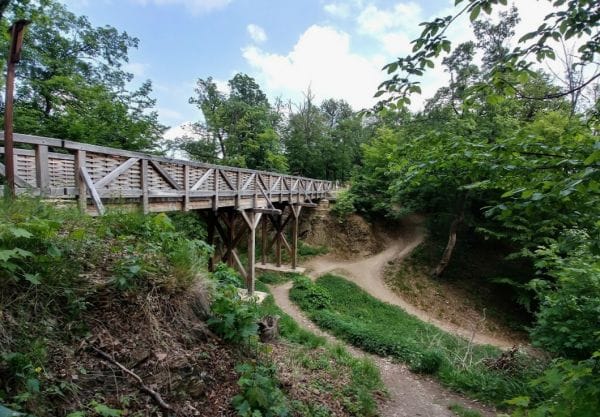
[232, 362, 289, 417]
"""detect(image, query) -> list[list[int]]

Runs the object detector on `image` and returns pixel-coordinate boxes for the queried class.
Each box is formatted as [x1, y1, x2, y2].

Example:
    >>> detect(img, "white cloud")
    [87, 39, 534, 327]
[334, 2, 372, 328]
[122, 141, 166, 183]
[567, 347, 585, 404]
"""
[131, 0, 231, 14]
[243, 25, 386, 110]
[247, 24, 267, 43]
[357, 2, 422, 36]
[323, 2, 351, 19]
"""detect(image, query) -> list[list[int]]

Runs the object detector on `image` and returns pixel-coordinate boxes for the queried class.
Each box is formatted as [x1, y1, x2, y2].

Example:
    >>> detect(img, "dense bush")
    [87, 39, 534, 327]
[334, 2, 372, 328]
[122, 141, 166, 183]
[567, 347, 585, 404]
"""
[530, 237, 600, 360]
[509, 351, 600, 417]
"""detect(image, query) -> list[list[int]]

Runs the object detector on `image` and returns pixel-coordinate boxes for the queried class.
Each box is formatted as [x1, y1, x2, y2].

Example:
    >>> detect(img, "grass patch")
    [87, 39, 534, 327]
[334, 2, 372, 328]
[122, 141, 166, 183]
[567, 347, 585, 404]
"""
[298, 241, 329, 258]
[255, 283, 385, 416]
[290, 274, 545, 406]
[257, 271, 297, 285]
[449, 403, 483, 417]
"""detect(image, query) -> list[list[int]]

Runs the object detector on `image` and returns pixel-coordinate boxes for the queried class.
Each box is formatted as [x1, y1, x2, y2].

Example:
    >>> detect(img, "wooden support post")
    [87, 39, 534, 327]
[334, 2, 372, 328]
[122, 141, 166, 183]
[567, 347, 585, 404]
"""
[35, 144, 49, 195]
[261, 214, 267, 265]
[74, 150, 87, 213]
[240, 210, 262, 295]
[140, 159, 149, 214]
[275, 210, 282, 267]
[290, 204, 302, 270]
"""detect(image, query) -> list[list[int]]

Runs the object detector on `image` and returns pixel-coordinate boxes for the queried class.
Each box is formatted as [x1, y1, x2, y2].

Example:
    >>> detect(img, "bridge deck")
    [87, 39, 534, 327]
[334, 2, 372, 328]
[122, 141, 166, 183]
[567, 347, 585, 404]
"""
[1, 133, 335, 215]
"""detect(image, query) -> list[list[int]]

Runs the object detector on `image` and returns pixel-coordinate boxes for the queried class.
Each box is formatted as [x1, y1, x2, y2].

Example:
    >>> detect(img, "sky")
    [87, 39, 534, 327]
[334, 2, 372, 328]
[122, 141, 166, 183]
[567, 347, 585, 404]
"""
[61, 0, 558, 131]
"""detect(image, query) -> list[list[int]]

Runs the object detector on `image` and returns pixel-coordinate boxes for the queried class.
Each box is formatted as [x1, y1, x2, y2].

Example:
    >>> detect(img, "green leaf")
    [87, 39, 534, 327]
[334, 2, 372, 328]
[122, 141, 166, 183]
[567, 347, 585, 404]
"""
[24, 273, 42, 285]
[9, 227, 33, 239]
[469, 5, 481, 22]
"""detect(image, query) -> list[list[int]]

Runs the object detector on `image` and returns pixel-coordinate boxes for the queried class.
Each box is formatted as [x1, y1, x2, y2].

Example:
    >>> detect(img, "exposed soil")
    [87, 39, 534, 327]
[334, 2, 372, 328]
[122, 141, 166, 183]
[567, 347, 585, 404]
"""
[269, 282, 495, 417]
[300, 209, 384, 259]
[384, 257, 530, 346]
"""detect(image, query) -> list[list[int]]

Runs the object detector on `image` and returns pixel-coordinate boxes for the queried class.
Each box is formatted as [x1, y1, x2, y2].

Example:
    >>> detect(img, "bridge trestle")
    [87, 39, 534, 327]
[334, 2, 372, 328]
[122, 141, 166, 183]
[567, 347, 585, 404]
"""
[205, 202, 317, 295]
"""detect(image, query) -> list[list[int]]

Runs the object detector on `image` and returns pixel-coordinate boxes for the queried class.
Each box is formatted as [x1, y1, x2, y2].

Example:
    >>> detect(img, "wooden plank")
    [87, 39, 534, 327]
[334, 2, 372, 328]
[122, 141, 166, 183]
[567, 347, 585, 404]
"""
[149, 160, 181, 190]
[74, 150, 87, 212]
[35, 145, 50, 193]
[141, 159, 149, 214]
[232, 250, 247, 279]
[240, 173, 255, 190]
[250, 207, 281, 215]
[190, 168, 213, 191]
[6, 132, 63, 147]
[79, 166, 105, 215]
[269, 176, 281, 193]
[94, 157, 139, 189]
[219, 170, 236, 190]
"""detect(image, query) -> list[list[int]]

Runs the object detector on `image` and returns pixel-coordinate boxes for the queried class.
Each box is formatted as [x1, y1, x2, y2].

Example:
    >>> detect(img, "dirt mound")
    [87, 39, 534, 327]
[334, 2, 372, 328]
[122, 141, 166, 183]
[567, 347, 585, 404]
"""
[41, 285, 241, 416]
[300, 211, 383, 259]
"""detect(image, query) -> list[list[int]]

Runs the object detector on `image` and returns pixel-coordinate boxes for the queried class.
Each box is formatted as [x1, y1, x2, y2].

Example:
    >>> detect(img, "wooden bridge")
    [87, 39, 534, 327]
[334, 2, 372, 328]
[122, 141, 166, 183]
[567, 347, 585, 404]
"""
[1, 132, 337, 294]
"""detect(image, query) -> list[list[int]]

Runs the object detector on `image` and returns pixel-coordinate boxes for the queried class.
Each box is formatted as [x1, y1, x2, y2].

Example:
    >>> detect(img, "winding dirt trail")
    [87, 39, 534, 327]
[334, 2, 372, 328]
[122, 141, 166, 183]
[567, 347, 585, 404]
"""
[303, 216, 515, 349]
[268, 215, 510, 416]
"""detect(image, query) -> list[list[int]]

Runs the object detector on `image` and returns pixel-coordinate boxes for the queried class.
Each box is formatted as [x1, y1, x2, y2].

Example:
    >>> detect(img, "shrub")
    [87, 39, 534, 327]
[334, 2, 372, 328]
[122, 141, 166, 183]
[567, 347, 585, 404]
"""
[330, 189, 355, 220]
[508, 351, 600, 417]
[530, 238, 600, 359]
[232, 363, 289, 417]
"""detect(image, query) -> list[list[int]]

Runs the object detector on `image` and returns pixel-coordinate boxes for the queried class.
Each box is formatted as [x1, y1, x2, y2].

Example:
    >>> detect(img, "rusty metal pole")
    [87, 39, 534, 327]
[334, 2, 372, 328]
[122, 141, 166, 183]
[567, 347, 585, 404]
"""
[3, 20, 30, 197]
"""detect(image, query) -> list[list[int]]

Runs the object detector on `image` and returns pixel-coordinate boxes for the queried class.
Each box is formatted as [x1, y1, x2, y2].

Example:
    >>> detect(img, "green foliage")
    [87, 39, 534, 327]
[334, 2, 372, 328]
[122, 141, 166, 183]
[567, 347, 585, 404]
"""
[291, 277, 332, 310]
[410, 350, 444, 374]
[508, 351, 600, 417]
[208, 265, 259, 343]
[285, 94, 368, 181]
[297, 242, 329, 259]
[185, 74, 286, 171]
[330, 189, 355, 220]
[530, 235, 600, 360]
[0, 198, 212, 414]
[1, 0, 165, 150]
[291, 274, 543, 405]
[232, 363, 289, 417]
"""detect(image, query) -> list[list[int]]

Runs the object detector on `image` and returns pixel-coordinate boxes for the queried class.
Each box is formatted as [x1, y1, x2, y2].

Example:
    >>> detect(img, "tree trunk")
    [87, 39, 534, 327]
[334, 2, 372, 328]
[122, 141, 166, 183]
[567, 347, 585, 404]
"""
[433, 207, 465, 278]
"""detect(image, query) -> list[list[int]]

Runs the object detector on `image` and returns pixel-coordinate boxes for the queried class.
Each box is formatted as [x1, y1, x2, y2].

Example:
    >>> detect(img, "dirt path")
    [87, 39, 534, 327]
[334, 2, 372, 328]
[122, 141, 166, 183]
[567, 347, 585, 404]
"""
[302, 216, 515, 349]
[269, 282, 495, 417]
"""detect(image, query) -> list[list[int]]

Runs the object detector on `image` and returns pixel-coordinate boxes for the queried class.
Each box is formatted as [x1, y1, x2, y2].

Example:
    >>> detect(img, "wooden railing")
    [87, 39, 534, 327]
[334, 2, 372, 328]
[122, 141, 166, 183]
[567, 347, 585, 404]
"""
[1, 133, 336, 214]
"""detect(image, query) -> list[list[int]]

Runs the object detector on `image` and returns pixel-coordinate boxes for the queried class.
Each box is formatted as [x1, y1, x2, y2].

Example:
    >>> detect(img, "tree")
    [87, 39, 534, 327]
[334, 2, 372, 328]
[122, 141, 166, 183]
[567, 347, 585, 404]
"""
[0, 0, 165, 151]
[187, 73, 287, 171]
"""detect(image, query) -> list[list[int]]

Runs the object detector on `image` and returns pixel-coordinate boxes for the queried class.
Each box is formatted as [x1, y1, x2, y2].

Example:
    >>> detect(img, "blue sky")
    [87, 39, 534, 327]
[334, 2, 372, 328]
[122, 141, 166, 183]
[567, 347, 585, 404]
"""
[62, 0, 555, 129]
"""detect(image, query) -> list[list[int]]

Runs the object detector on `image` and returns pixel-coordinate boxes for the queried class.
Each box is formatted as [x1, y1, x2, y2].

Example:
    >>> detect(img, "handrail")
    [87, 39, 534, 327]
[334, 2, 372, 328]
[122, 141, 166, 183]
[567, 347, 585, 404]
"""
[1, 132, 337, 215]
